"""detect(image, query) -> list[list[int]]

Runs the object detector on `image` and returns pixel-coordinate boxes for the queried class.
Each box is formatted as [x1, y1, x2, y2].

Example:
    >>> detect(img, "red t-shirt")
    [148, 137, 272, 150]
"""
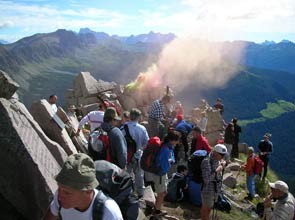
[195, 135, 212, 153]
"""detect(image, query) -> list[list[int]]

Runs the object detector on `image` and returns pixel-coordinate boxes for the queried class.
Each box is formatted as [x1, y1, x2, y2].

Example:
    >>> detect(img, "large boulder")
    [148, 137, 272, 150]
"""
[238, 143, 248, 154]
[30, 99, 77, 155]
[0, 70, 19, 99]
[0, 98, 62, 220]
[73, 72, 116, 97]
[118, 94, 137, 110]
[223, 173, 237, 189]
[57, 107, 88, 153]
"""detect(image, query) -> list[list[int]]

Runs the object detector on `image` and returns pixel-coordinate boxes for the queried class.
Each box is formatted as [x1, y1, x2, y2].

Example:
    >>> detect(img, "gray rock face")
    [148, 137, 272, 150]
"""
[226, 162, 241, 171]
[238, 143, 248, 154]
[57, 107, 88, 153]
[0, 98, 61, 220]
[73, 72, 116, 97]
[0, 70, 19, 99]
[223, 173, 237, 189]
[30, 99, 77, 155]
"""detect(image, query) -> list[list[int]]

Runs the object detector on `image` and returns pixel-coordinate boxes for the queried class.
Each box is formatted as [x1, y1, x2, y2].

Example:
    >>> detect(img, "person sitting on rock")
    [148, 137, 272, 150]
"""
[166, 164, 188, 202]
[263, 180, 295, 220]
[43, 153, 123, 220]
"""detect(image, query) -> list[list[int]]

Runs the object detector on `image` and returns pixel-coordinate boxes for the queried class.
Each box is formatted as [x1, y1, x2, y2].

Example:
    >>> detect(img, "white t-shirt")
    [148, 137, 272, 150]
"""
[50, 189, 123, 220]
[78, 111, 104, 132]
[51, 104, 58, 113]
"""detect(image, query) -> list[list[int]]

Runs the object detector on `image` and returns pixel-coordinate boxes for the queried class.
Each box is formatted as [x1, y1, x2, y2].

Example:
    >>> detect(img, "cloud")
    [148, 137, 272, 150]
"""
[0, 21, 14, 29]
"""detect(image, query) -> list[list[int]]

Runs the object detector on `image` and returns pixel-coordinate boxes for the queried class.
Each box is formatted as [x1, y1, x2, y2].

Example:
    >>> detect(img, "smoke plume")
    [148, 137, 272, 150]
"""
[137, 37, 246, 96]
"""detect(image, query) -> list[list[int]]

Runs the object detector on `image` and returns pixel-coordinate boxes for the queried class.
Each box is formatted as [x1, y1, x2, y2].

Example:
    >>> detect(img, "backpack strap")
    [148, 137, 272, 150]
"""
[92, 190, 109, 220]
[58, 201, 62, 220]
[124, 124, 132, 140]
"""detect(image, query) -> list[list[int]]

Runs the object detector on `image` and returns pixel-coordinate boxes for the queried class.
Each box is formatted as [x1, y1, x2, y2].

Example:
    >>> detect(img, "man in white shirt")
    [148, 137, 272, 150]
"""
[76, 110, 104, 135]
[48, 94, 58, 113]
[43, 153, 123, 220]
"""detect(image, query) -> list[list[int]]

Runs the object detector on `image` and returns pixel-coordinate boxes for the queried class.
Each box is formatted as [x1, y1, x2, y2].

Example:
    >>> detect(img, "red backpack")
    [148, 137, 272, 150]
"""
[88, 127, 111, 162]
[140, 137, 162, 174]
[253, 155, 264, 175]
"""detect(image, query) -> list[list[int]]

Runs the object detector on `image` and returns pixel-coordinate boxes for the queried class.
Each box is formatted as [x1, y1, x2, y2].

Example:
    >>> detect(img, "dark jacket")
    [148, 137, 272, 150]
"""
[224, 125, 235, 144]
[101, 122, 127, 168]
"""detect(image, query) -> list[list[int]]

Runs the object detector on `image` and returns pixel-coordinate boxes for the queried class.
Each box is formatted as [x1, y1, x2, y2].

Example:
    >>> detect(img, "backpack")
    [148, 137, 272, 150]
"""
[188, 150, 208, 183]
[94, 160, 139, 220]
[140, 136, 163, 175]
[214, 193, 231, 213]
[253, 155, 264, 175]
[255, 202, 264, 218]
[88, 127, 111, 161]
[124, 124, 137, 164]
[165, 176, 185, 202]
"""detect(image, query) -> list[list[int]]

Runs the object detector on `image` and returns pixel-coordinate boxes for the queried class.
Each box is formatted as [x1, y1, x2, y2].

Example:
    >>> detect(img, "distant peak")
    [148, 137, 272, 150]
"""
[261, 40, 276, 45]
[79, 28, 94, 34]
[280, 39, 293, 44]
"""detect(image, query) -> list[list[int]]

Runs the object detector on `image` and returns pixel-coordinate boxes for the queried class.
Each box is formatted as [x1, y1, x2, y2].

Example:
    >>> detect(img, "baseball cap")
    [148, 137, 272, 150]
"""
[213, 144, 227, 155]
[104, 107, 121, 121]
[55, 153, 99, 190]
[269, 180, 289, 193]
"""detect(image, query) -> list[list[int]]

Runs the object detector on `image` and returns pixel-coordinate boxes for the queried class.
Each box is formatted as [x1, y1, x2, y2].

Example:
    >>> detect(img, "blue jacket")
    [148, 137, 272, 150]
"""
[175, 120, 193, 135]
[156, 142, 175, 175]
[101, 122, 127, 169]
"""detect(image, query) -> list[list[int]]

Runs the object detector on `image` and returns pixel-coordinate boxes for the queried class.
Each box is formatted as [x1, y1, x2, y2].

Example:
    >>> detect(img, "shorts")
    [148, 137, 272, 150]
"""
[201, 192, 217, 209]
[145, 172, 168, 193]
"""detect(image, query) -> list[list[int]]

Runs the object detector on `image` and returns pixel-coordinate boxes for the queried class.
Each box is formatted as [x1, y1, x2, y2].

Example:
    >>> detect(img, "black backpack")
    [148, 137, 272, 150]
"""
[188, 150, 208, 183]
[124, 124, 137, 164]
[214, 193, 231, 213]
[94, 160, 139, 220]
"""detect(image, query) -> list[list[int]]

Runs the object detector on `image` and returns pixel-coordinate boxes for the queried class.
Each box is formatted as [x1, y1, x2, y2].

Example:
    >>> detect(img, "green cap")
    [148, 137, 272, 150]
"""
[55, 153, 98, 190]
[104, 107, 121, 122]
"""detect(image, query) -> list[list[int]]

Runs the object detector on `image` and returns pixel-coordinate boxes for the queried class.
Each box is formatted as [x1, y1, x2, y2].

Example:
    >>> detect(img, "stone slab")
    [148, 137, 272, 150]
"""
[0, 70, 19, 99]
[0, 98, 62, 220]
[30, 99, 77, 155]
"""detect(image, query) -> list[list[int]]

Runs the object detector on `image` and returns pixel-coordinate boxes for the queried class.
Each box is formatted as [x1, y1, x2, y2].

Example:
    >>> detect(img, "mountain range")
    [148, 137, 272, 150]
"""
[1, 28, 295, 192]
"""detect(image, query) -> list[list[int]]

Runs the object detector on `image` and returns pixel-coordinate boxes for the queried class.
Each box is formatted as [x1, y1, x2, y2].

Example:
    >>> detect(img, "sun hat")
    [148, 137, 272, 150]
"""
[269, 180, 288, 193]
[55, 153, 98, 190]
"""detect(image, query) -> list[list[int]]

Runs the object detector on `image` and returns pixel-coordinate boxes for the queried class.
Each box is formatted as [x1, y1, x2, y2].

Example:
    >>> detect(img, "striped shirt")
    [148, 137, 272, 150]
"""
[148, 99, 164, 121]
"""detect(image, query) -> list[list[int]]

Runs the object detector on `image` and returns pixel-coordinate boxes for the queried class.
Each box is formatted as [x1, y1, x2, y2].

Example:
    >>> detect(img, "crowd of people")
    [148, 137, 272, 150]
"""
[44, 94, 294, 220]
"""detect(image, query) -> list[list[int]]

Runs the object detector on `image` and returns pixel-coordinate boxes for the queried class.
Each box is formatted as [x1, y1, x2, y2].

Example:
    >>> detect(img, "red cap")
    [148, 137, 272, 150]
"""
[176, 114, 184, 121]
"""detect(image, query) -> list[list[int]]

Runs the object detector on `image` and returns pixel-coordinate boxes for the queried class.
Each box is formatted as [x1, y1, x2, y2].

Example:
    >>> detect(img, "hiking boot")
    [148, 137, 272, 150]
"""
[244, 195, 253, 201]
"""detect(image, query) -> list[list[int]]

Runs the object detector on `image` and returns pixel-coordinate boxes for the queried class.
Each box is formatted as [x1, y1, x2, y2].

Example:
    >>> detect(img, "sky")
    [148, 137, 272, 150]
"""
[0, 0, 295, 43]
